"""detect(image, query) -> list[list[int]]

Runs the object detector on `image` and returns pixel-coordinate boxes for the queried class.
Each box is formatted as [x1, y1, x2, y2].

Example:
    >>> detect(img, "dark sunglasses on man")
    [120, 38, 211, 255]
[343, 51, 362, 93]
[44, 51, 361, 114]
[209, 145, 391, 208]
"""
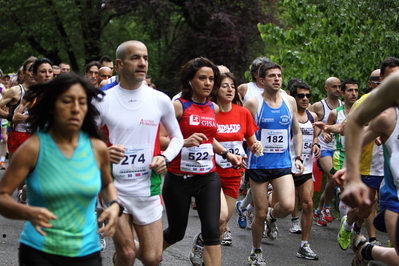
[295, 93, 311, 99]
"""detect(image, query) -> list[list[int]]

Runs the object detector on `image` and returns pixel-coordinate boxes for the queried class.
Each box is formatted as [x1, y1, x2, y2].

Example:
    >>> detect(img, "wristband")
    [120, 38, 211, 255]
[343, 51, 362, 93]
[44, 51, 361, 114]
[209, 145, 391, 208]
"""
[7, 113, 12, 122]
[157, 154, 170, 168]
[294, 156, 303, 164]
[220, 150, 229, 159]
[109, 200, 124, 217]
[313, 143, 320, 148]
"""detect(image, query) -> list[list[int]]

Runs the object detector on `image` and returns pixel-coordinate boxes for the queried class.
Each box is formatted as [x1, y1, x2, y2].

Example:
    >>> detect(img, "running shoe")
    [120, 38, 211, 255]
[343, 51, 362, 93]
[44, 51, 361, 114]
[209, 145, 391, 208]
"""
[370, 239, 382, 246]
[221, 230, 232, 246]
[313, 210, 327, 226]
[289, 219, 302, 234]
[296, 243, 319, 260]
[265, 208, 278, 240]
[112, 251, 117, 265]
[100, 235, 106, 251]
[0, 161, 6, 170]
[351, 234, 370, 266]
[262, 221, 268, 238]
[17, 189, 27, 205]
[334, 187, 341, 213]
[321, 207, 333, 223]
[337, 215, 352, 250]
[189, 233, 204, 266]
[248, 249, 267, 266]
[235, 201, 247, 229]
[246, 211, 254, 230]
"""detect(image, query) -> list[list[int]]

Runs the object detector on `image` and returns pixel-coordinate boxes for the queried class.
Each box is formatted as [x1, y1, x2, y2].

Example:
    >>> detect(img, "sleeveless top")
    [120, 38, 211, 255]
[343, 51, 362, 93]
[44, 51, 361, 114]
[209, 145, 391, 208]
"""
[20, 130, 101, 257]
[247, 94, 292, 169]
[168, 98, 217, 174]
[380, 108, 399, 209]
[243, 82, 263, 104]
[291, 110, 314, 174]
[318, 98, 343, 150]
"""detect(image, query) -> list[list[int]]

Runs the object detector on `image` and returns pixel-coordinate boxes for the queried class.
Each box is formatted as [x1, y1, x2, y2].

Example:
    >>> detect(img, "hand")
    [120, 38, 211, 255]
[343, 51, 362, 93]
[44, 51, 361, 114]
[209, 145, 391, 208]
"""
[28, 207, 57, 236]
[313, 121, 327, 130]
[250, 141, 263, 155]
[339, 121, 346, 136]
[294, 160, 304, 175]
[98, 203, 120, 238]
[107, 145, 126, 164]
[375, 136, 382, 146]
[341, 179, 371, 209]
[332, 168, 346, 187]
[322, 131, 333, 143]
[184, 133, 208, 147]
[150, 155, 167, 174]
[226, 153, 244, 169]
[312, 144, 321, 159]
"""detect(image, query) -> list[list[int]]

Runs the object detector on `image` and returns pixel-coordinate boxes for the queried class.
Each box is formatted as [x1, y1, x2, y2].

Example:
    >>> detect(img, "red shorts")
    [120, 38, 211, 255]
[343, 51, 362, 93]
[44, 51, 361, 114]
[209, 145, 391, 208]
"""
[220, 175, 241, 199]
[8, 131, 30, 153]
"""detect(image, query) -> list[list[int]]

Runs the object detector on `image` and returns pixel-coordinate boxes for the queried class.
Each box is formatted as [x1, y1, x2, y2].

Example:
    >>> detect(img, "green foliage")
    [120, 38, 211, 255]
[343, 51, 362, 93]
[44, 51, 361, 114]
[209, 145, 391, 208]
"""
[258, 0, 399, 101]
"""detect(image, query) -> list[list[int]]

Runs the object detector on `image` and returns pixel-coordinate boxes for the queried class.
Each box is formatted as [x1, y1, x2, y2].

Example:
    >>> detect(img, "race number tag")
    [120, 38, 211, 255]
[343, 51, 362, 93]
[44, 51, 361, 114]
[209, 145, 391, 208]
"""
[113, 145, 151, 180]
[302, 134, 313, 155]
[261, 129, 288, 153]
[181, 143, 214, 173]
[216, 141, 245, 168]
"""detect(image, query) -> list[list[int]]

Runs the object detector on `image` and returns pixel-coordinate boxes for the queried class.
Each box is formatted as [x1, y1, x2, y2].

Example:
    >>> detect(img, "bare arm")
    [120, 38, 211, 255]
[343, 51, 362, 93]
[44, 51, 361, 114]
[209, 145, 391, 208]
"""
[0, 135, 57, 235]
[237, 83, 248, 101]
[92, 138, 119, 238]
[288, 97, 304, 173]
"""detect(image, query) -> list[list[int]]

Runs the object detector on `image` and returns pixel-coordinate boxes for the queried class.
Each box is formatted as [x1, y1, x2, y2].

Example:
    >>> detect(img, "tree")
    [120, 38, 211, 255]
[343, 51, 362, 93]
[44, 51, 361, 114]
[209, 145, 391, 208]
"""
[258, 0, 399, 100]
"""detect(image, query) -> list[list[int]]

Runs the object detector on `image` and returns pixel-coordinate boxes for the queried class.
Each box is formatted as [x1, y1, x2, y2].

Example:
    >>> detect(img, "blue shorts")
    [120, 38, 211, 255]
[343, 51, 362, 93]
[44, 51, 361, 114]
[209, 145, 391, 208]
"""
[316, 149, 334, 170]
[361, 175, 383, 190]
[247, 168, 292, 183]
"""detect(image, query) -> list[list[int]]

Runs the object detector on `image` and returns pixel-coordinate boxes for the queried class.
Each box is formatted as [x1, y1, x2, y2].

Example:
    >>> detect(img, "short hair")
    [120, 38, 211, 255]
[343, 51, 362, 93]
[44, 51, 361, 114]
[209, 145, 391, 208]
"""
[85, 61, 101, 74]
[23, 56, 38, 72]
[287, 78, 301, 91]
[25, 73, 105, 140]
[258, 62, 282, 79]
[250, 57, 271, 81]
[341, 78, 358, 92]
[380, 57, 399, 76]
[180, 57, 220, 100]
[52, 65, 60, 70]
[59, 62, 70, 67]
[31, 58, 53, 74]
[289, 80, 310, 96]
[99, 55, 113, 65]
[212, 72, 242, 106]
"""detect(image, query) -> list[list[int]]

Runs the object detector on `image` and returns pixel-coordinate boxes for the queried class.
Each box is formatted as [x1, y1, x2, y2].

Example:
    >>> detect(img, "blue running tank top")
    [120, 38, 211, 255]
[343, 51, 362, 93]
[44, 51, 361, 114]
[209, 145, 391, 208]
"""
[19, 130, 102, 257]
[247, 94, 293, 169]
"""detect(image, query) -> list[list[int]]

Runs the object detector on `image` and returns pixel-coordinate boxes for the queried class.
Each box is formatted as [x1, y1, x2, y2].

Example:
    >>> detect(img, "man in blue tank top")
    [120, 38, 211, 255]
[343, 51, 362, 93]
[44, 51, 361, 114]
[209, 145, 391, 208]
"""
[243, 62, 304, 266]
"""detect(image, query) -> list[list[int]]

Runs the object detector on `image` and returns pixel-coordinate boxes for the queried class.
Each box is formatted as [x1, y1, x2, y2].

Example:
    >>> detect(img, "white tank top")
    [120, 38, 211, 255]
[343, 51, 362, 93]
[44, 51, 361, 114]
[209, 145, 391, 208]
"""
[243, 82, 263, 104]
[318, 98, 343, 150]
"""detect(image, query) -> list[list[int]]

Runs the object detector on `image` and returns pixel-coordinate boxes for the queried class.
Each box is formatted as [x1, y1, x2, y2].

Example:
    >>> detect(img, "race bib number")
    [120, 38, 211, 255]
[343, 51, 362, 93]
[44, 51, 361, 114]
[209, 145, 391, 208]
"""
[302, 134, 313, 155]
[261, 129, 288, 153]
[113, 145, 151, 180]
[216, 141, 245, 168]
[181, 143, 214, 173]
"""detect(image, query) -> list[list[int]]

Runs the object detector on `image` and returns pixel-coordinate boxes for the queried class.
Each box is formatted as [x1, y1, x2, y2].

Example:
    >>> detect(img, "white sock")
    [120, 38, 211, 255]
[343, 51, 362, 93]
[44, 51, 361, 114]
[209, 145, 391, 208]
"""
[301, 241, 308, 247]
[240, 188, 253, 210]
[0, 156, 4, 162]
[247, 204, 254, 213]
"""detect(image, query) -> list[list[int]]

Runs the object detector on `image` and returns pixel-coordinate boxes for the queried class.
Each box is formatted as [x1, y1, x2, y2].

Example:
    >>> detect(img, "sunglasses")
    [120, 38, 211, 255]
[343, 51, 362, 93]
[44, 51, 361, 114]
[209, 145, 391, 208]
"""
[371, 81, 381, 85]
[295, 93, 311, 99]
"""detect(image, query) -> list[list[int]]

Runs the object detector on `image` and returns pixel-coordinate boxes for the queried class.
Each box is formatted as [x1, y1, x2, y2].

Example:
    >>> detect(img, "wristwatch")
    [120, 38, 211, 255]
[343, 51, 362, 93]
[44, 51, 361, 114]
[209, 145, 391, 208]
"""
[109, 199, 125, 217]
[158, 154, 170, 168]
[294, 156, 303, 164]
[220, 150, 229, 159]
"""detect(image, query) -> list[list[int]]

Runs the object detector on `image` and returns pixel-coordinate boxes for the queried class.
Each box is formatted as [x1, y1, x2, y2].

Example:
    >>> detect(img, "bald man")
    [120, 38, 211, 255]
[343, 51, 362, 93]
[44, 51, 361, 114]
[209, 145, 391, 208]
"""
[97, 66, 112, 87]
[309, 77, 343, 226]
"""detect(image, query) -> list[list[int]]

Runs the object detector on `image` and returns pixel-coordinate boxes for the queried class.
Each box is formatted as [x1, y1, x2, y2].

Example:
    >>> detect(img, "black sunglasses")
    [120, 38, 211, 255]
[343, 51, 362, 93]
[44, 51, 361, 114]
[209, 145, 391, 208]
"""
[295, 93, 311, 99]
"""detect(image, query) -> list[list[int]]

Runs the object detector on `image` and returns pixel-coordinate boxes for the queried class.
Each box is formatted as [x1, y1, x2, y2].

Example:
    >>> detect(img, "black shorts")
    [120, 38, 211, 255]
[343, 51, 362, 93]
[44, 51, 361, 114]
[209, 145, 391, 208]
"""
[19, 243, 102, 266]
[293, 173, 312, 187]
[246, 168, 292, 183]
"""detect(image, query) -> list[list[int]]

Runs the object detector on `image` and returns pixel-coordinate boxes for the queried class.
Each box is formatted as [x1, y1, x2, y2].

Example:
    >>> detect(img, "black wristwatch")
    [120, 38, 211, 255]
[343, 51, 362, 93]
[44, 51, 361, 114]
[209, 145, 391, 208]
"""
[157, 154, 170, 168]
[294, 156, 303, 164]
[220, 150, 229, 159]
[109, 200, 124, 217]
[313, 143, 320, 148]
